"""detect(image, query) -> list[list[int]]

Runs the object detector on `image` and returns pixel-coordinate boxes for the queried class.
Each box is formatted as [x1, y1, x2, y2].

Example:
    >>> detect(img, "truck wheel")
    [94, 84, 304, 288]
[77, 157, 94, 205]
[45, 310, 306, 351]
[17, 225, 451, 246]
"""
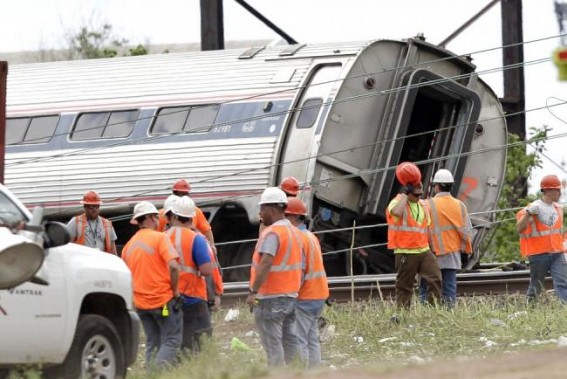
[46, 314, 126, 379]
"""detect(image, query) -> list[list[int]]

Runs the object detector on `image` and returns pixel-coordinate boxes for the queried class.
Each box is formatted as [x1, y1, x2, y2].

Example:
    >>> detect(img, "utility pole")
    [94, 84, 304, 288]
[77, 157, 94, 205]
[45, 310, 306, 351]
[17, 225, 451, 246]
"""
[500, 0, 526, 139]
[200, 0, 225, 51]
[0, 62, 6, 184]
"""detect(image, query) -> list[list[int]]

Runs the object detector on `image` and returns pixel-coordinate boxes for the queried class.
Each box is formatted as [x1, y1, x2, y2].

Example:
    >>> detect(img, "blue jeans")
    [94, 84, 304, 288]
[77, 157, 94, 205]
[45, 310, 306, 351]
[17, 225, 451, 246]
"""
[254, 297, 299, 367]
[295, 300, 325, 368]
[527, 253, 567, 302]
[137, 298, 183, 370]
[419, 269, 458, 307]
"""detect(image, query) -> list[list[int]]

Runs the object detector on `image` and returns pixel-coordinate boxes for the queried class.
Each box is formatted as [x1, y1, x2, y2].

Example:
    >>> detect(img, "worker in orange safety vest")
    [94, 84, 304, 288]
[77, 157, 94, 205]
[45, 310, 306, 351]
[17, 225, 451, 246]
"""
[516, 174, 567, 302]
[169, 179, 217, 255]
[121, 201, 182, 370]
[247, 187, 303, 367]
[165, 196, 214, 354]
[386, 163, 442, 316]
[67, 190, 117, 255]
[419, 169, 473, 308]
[284, 197, 328, 368]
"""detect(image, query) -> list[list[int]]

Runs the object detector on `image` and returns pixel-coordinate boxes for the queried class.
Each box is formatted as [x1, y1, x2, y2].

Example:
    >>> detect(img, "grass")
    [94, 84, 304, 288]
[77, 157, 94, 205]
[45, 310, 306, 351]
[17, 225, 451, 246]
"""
[7, 293, 567, 378]
[127, 293, 567, 378]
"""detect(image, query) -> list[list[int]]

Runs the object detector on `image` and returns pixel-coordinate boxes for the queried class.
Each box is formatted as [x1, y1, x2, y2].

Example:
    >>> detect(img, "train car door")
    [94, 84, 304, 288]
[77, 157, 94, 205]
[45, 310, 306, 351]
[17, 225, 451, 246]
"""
[277, 64, 343, 190]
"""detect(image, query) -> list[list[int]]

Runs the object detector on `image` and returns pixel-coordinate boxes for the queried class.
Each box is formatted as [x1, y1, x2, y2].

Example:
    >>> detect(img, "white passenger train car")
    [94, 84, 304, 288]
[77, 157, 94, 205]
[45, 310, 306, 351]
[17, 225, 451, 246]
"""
[5, 37, 507, 280]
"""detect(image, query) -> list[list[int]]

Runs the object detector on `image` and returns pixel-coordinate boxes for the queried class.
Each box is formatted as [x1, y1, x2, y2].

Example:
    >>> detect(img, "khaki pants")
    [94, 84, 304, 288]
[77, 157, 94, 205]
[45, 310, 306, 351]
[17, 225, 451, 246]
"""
[395, 251, 442, 309]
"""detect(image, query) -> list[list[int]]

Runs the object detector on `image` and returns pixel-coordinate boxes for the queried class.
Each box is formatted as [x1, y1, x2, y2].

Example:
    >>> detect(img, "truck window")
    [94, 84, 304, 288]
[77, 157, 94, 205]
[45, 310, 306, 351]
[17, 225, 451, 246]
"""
[0, 192, 27, 225]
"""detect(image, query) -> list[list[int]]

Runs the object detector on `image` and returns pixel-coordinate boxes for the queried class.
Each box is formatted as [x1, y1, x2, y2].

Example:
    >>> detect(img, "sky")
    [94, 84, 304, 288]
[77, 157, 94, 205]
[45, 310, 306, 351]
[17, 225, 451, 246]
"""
[0, 0, 565, 193]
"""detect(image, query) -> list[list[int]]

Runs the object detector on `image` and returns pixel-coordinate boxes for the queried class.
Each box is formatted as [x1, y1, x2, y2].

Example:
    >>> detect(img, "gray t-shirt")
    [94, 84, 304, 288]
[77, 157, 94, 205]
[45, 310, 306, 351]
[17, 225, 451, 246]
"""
[531, 199, 559, 227]
[67, 215, 117, 252]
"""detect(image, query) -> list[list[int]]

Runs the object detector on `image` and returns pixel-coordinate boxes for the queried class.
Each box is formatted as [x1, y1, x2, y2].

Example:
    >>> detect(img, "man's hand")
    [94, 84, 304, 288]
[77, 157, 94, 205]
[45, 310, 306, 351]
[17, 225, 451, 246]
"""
[526, 204, 539, 215]
[402, 184, 414, 195]
[210, 295, 221, 312]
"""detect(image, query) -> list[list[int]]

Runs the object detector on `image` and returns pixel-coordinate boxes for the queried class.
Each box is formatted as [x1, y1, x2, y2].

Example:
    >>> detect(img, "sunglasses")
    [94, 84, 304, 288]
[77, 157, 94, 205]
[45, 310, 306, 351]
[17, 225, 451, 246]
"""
[84, 205, 100, 209]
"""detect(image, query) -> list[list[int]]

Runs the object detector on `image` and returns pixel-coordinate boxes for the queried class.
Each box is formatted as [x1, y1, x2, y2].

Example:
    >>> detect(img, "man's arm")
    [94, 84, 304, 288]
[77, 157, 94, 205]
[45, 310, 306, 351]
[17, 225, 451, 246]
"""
[251, 253, 274, 292]
[168, 258, 180, 298]
[390, 194, 407, 217]
[516, 210, 530, 234]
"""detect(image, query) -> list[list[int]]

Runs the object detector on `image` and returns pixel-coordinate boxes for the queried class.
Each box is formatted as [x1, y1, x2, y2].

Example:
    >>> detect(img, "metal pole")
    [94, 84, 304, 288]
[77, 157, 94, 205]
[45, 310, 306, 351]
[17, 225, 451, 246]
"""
[439, 0, 501, 48]
[234, 0, 298, 44]
[200, 0, 225, 51]
[0, 62, 7, 184]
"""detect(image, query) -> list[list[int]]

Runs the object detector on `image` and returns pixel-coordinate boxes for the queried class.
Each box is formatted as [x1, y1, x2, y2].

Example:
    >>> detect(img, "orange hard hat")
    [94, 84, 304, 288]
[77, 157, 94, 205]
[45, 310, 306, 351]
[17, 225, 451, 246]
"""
[172, 179, 191, 193]
[395, 162, 422, 186]
[280, 176, 300, 196]
[285, 197, 307, 216]
[80, 190, 102, 205]
[540, 175, 562, 190]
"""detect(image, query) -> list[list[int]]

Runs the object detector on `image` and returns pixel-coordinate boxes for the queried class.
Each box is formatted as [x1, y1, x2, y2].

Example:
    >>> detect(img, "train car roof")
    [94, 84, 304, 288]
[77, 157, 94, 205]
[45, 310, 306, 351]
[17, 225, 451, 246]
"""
[6, 40, 376, 115]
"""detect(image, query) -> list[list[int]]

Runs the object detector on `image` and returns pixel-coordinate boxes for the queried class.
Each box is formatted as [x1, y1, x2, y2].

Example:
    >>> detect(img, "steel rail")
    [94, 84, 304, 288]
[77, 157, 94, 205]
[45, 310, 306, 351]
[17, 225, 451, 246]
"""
[220, 270, 553, 307]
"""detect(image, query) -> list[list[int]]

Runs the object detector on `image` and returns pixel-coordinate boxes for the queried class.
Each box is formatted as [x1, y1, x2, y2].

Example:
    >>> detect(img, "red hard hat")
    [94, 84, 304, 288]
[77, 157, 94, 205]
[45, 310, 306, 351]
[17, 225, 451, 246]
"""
[540, 175, 562, 190]
[285, 198, 307, 216]
[280, 176, 300, 196]
[172, 179, 191, 193]
[395, 162, 422, 186]
[80, 190, 102, 205]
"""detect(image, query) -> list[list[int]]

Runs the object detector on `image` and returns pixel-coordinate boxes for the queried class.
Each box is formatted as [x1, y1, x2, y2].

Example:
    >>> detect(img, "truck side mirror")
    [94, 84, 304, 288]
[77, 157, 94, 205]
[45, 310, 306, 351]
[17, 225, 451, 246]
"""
[0, 228, 45, 290]
[44, 221, 70, 249]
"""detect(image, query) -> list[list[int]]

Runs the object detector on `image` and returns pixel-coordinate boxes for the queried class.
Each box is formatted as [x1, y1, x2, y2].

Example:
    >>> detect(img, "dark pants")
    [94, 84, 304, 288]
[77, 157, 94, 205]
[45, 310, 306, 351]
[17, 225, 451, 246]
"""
[181, 300, 212, 354]
[419, 268, 458, 308]
[395, 251, 442, 309]
[137, 298, 183, 370]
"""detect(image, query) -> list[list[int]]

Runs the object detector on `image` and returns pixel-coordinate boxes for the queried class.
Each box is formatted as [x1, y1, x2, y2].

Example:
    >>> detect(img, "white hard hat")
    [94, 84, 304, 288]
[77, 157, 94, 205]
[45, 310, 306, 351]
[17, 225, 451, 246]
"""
[172, 196, 196, 218]
[163, 195, 179, 214]
[130, 201, 159, 225]
[258, 187, 288, 205]
[432, 169, 454, 184]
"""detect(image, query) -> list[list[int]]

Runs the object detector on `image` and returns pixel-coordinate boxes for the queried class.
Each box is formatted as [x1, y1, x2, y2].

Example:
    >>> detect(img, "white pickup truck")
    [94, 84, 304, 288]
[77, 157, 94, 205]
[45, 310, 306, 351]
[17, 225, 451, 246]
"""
[0, 184, 140, 378]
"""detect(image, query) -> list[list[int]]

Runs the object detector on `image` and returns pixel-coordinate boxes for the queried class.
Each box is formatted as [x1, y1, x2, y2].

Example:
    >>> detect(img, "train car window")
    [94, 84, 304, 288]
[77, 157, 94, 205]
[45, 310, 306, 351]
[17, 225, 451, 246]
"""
[6, 118, 28, 145]
[72, 112, 109, 140]
[184, 105, 219, 133]
[103, 110, 138, 138]
[296, 98, 323, 129]
[152, 107, 190, 135]
[24, 116, 58, 144]
[6, 116, 59, 145]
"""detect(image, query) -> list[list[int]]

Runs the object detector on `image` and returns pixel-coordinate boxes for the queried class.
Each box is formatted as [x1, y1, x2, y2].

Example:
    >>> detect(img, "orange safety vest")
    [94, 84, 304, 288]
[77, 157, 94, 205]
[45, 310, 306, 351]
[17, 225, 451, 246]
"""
[298, 229, 329, 300]
[250, 221, 303, 296]
[194, 228, 223, 296]
[121, 228, 179, 310]
[74, 214, 114, 254]
[166, 226, 207, 300]
[517, 203, 563, 256]
[157, 209, 168, 232]
[427, 194, 473, 256]
[386, 194, 430, 250]
[208, 246, 224, 296]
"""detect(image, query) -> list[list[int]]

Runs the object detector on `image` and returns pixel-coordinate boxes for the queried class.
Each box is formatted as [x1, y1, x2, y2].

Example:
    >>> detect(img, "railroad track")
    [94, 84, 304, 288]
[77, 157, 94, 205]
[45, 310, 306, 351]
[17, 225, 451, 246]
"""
[222, 270, 553, 306]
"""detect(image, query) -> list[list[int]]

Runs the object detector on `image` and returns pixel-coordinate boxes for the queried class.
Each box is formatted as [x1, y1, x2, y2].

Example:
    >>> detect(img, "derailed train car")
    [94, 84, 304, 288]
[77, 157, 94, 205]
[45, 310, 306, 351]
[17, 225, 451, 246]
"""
[4, 37, 507, 281]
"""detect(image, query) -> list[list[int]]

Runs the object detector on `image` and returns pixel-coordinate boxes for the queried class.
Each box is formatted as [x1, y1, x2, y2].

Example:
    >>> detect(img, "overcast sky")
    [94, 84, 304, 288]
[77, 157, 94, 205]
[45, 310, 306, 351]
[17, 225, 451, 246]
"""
[0, 0, 565, 192]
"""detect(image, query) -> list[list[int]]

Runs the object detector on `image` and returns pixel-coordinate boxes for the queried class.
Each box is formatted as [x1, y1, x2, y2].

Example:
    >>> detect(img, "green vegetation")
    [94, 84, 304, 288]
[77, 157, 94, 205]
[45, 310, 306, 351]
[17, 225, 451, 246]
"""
[68, 24, 148, 59]
[121, 296, 567, 378]
[481, 126, 549, 262]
